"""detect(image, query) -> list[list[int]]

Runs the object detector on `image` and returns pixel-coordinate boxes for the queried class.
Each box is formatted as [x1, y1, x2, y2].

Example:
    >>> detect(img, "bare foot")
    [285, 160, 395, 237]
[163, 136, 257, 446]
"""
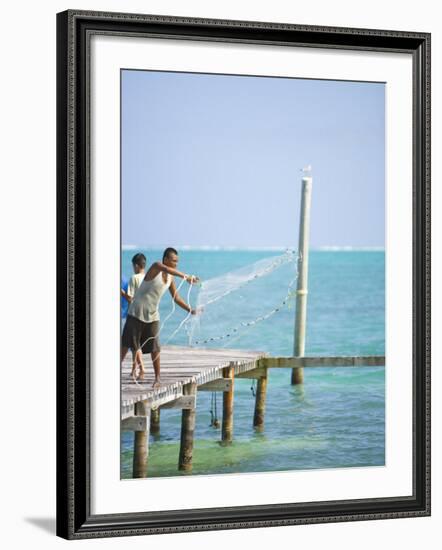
[152, 378, 161, 389]
[131, 367, 145, 382]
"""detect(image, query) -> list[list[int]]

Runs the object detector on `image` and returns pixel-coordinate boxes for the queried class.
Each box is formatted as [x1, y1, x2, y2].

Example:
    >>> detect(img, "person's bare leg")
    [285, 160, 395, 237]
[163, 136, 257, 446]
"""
[136, 349, 145, 380]
[130, 350, 138, 381]
[151, 351, 161, 388]
[131, 349, 145, 381]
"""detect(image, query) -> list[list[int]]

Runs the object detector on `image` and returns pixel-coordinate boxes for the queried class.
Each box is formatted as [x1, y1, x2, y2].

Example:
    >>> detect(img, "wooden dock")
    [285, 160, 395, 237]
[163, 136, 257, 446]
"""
[121, 345, 267, 419]
[122, 345, 268, 476]
[121, 345, 385, 477]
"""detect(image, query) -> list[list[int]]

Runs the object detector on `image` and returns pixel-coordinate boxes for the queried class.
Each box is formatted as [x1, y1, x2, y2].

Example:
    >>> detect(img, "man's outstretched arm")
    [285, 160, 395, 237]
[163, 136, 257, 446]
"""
[168, 281, 195, 314]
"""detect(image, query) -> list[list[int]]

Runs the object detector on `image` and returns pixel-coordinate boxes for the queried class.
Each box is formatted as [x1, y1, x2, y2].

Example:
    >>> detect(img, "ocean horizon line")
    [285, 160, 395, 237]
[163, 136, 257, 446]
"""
[122, 244, 385, 252]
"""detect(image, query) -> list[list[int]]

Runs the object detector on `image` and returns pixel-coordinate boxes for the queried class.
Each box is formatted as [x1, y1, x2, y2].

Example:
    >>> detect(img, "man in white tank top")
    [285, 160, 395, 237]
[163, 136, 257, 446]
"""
[121, 247, 199, 388]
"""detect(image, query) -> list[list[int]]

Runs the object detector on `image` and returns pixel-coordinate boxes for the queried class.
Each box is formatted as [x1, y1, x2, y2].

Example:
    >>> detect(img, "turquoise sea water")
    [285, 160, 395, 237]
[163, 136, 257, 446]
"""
[121, 249, 385, 478]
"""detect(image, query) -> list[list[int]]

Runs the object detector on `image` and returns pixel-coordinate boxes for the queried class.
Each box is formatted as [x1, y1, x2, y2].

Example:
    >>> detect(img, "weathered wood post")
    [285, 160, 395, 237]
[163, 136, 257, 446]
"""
[221, 363, 235, 445]
[150, 408, 160, 435]
[291, 169, 313, 385]
[132, 400, 151, 478]
[253, 367, 268, 431]
[178, 382, 197, 471]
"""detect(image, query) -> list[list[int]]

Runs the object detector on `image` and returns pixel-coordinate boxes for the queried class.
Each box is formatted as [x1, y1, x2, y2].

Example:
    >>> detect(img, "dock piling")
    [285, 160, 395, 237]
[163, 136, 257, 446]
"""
[292, 173, 312, 385]
[150, 408, 160, 435]
[178, 382, 197, 471]
[221, 363, 235, 445]
[132, 400, 150, 478]
[253, 368, 268, 431]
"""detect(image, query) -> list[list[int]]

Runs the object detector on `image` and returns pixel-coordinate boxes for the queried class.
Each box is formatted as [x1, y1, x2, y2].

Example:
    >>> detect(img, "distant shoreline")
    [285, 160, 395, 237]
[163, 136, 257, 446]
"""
[122, 245, 385, 252]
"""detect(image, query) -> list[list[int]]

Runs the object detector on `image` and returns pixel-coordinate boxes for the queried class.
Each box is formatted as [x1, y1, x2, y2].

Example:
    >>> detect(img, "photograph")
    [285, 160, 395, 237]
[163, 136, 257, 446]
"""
[119, 69, 386, 479]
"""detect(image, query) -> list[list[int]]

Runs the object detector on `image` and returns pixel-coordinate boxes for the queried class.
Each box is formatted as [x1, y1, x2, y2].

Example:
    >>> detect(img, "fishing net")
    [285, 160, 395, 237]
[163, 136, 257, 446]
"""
[182, 249, 299, 348]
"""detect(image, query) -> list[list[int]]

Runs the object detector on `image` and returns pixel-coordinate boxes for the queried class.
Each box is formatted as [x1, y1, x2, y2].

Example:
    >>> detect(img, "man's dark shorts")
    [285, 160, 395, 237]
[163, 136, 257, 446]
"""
[122, 315, 160, 354]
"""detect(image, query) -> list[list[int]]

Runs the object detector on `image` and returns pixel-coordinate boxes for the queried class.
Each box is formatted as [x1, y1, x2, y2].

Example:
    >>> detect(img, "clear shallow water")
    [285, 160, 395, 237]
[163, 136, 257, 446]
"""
[121, 249, 385, 477]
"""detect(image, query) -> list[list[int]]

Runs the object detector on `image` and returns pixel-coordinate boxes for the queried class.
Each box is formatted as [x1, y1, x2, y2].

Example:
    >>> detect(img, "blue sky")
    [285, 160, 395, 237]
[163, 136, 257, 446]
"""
[122, 70, 384, 249]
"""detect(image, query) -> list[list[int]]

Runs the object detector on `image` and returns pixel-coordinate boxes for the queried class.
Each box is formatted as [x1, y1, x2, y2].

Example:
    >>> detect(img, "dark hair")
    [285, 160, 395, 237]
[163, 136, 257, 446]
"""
[162, 247, 178, 261]
[131, 253, 146, 268]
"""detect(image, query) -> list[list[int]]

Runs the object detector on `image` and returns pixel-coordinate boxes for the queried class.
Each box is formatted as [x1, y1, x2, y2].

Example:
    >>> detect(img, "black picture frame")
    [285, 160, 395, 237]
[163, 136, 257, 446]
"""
[56, 9, 431, 540]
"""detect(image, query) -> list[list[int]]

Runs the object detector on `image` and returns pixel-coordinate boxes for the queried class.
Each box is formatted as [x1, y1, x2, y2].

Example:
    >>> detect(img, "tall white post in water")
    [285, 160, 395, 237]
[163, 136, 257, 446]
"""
[291, 166, 313, 385]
